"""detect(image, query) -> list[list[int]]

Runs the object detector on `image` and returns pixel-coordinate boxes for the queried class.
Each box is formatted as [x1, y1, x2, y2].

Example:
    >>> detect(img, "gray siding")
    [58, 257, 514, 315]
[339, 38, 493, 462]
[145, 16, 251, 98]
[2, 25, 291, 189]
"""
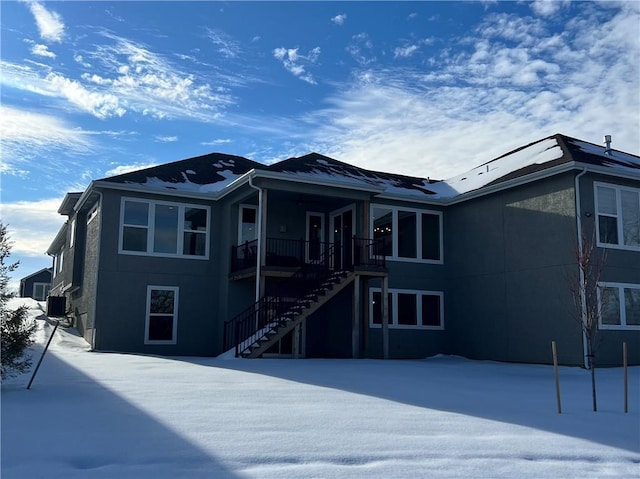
[446, 172, 583, 365]
[92, 189, 222, 355]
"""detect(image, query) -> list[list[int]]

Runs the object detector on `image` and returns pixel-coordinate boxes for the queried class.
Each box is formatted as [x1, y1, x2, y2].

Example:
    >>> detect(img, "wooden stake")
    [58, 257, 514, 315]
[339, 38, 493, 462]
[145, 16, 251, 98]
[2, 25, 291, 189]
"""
[27, 320, 59, 390]
[623, 342, 628, 414]
[552, 341, 562, 414]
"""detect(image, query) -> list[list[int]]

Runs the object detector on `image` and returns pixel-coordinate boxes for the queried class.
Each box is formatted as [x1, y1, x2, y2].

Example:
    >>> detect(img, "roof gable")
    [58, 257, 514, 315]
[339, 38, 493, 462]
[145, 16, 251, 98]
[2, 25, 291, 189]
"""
[265, 152, 439, 196]
[431, 134, 639, 199]
[101, 152, 264, 194]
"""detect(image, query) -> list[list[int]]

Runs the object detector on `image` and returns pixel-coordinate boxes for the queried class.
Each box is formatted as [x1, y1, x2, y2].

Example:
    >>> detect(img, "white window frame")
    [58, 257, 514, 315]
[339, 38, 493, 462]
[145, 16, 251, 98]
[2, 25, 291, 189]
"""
[69, 218, 76, 248]
[119, 197, 210, 259]
[87, 203, 99, 224]
[594, 182, 640, 251]
[370, 205, 443, 264]
[54, 250, 64, 275]
[145, 285, 179, 345]
[369, 287, 444, 330]
[32, 282, 50, 301]
[597, 282, 640, 330]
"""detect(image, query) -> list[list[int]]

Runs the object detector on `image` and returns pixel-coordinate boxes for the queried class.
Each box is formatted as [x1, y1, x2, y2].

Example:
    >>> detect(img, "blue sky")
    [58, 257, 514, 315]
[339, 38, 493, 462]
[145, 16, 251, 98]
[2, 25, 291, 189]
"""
[1, 1, 639, 287]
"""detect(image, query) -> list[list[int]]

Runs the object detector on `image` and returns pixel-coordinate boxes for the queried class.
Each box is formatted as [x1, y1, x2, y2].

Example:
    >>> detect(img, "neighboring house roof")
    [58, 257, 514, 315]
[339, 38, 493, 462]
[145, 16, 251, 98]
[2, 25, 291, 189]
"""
[20, 268, 53, 283]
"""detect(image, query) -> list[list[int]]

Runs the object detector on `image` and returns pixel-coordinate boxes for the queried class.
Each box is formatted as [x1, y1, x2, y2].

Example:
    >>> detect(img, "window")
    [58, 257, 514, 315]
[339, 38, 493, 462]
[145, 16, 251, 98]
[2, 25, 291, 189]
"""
[87, 203, 99, 224]
[371, 205, 442, 262]
[598, 283, 640, 330]
[69, 219, 76, 248]
[145, 286, 179, 344]
[370, 288, 444, 329]
[306, 212, 324, 262]
[238, 204, 257, 245]
[54, 250, 64, 276]
[32, 283, 50, 301]
[595, 183, 640, 250]
[120, 198, 209, 258]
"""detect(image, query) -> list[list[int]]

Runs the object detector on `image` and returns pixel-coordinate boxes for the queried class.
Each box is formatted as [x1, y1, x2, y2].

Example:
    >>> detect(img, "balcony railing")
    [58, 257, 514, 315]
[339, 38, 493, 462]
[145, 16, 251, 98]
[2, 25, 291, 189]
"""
[230, 237, 385, 273]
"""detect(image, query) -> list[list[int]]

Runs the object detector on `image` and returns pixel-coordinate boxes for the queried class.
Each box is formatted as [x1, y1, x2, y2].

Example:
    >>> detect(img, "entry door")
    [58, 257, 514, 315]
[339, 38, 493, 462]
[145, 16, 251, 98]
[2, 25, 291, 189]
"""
[329, 205, 355, 270]
[305, 212, 324, 263]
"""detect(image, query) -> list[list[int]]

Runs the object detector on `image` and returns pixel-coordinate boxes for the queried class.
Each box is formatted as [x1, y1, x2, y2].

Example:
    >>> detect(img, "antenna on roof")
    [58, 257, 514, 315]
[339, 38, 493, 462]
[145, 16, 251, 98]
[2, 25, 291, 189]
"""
[604, 135, 613, 156]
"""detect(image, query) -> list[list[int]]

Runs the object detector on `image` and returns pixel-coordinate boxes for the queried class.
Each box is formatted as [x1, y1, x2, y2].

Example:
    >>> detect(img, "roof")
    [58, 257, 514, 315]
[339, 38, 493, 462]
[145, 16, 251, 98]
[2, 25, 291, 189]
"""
[20, 268, 52, 283]
[58, 192, 83, 215]
[432, 134, 640, 199]
[87, 133, 639, 203]
[100, 152, 264, 194]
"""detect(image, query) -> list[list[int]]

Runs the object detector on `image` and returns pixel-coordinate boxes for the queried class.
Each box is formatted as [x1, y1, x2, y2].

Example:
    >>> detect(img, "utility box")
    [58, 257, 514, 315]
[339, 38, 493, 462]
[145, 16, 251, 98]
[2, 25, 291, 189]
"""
[46, 296, 66, 317]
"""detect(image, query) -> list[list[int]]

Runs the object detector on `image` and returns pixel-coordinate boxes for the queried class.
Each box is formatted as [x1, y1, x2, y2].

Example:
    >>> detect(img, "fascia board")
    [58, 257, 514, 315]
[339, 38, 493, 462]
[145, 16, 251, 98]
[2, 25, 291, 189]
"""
[46, 223, 68, 255]
[87, 180, 223, 202]
[250, 170, 386, 194]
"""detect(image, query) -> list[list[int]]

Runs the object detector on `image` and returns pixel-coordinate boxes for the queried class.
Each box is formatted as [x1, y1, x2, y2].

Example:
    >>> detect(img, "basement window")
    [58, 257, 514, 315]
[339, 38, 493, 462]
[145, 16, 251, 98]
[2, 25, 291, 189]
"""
[370, 288, 444, 330]
[598, 283, 640, 330]
[145, 286, 179, 344]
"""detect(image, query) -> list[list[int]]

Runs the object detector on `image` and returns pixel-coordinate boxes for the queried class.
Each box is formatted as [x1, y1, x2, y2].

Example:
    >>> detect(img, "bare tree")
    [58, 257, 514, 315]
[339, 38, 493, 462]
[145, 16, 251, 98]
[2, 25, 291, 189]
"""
[568, 230, 607, 412]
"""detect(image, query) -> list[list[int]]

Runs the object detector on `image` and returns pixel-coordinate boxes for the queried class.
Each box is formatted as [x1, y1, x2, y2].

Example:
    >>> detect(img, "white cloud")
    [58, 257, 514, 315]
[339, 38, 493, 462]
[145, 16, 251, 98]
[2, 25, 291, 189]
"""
[301, 3, 639, 179]
[206, 29, 241, 58]
[2, 32, 240, 122]
[154, 135, 178, 143]
[73, 54, 91, 68]
[394, 45, 419, 59]
[331, 14, 347, 26]
[273, 47, 321, 84]
[0, 198, 65, 257]
[104, 162, 160, 177]
[31, 43, 56, 58]
[46, 73, 126, 118]
[530, 0, 564, 17]
[347, 33, 376, 66]
[201, 138, 232, 146]
[27, 1, 65, 43]
[0, 105, 93, 174]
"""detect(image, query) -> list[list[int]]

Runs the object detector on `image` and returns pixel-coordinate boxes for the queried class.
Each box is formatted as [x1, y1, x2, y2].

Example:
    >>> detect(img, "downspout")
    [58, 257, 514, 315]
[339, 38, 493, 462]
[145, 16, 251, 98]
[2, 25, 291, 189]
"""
[574, 168, 589, 368]
[88, 191, 103, 351]
[247, 174, 262, 302]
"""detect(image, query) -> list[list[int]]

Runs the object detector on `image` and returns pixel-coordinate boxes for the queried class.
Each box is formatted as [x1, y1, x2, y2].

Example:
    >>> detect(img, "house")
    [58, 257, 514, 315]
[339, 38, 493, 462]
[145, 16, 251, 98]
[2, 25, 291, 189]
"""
[47, 134, 640, 366]
[19, 268, 52, 301]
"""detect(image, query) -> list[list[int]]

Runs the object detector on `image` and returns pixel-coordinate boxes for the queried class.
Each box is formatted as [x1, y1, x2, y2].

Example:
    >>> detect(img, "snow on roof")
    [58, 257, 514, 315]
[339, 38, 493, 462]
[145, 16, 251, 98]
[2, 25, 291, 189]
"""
[100, 153, 264, 194]
[431, 138, 564, 198]
[94, 135, 638, 202]
[266, 153, 438, 196]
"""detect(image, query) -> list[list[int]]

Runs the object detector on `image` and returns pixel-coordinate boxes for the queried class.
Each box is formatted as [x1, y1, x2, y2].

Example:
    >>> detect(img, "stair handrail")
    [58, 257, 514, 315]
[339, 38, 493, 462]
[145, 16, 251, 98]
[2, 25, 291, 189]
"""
[223, 241, 339, 356]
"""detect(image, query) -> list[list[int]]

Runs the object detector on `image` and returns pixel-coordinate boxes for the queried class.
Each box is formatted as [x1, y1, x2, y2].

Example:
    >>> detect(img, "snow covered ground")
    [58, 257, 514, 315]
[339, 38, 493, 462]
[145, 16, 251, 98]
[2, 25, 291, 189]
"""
[2, 299, 639, 478]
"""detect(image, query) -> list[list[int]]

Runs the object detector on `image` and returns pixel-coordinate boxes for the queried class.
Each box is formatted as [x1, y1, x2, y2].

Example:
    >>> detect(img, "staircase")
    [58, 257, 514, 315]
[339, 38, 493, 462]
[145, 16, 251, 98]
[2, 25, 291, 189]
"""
[223, 237, 385, 358]
[240, 270, 355, 358]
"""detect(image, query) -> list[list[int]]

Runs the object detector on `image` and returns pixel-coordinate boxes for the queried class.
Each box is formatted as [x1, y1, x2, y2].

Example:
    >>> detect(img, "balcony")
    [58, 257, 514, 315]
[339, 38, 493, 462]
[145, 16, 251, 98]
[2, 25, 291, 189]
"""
[230, 237, 385, 279]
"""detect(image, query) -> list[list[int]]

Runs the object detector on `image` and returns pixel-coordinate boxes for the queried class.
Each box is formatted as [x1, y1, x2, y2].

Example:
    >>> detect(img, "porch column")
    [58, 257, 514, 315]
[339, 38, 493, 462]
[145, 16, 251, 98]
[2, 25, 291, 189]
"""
[352, 274, 361, 358]
[257, 188, 268, 299]
[293, 324, 300, 359]
[381, 275, 389, 359]
[361, 200, 370, 265]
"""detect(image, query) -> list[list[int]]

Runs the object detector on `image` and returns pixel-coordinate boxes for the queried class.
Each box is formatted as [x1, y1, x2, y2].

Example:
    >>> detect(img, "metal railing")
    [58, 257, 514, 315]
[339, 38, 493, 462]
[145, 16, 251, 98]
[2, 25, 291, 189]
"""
[223, 237, 386, 357]
[231, 237, 385, 273]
